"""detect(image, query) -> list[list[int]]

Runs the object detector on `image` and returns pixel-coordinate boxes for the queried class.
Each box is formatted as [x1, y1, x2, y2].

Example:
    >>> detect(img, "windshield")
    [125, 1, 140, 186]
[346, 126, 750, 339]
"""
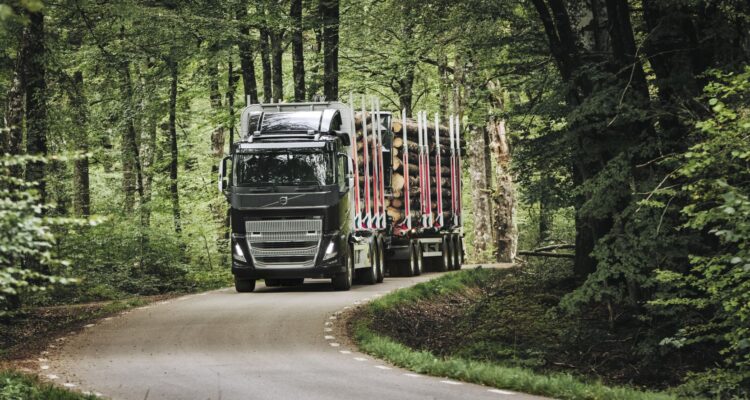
[235, 150, 334, 186]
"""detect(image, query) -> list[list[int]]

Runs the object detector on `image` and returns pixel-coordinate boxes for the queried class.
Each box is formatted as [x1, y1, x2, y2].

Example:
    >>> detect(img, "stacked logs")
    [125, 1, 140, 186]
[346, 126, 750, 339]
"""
[353, 112, 464, 228]
[390, 117, 462, 226]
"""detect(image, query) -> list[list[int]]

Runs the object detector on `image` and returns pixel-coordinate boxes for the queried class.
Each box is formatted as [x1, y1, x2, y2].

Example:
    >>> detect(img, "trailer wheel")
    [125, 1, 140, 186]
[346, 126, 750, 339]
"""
[375, 237, 385, 283]
[234, 278, 256, 293]
[360, 242, 378, 285]
[453, 235, 463, 270]
[332, 246, 354, 291]
[438, 236, 452, 272]
[411, 241, 423, 276]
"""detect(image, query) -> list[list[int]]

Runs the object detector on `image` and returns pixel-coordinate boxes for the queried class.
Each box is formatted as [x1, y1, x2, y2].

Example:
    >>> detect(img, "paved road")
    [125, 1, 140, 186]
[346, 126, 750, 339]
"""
[49, 266, 546, 400]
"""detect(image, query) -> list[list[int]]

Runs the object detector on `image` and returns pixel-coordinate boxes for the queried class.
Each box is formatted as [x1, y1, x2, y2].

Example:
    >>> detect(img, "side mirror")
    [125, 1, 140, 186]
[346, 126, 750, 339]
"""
[335, 131, 351, 146]
[218, 156, 231, 193]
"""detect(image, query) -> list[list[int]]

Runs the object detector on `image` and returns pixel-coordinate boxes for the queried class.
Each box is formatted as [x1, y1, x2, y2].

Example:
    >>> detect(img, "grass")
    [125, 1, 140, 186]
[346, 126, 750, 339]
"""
[0, 371, 93, 400]
[351, 268, 680, 400]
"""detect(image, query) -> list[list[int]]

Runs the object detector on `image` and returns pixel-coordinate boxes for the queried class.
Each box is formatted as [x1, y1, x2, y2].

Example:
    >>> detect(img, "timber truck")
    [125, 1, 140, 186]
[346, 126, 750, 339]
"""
[218, 98, 464, 292]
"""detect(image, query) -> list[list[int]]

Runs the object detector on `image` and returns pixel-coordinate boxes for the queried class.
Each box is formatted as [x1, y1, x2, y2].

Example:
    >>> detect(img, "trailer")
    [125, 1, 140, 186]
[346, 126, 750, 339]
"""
[351, 99, 464, 277]
[218, 97, 463, 292]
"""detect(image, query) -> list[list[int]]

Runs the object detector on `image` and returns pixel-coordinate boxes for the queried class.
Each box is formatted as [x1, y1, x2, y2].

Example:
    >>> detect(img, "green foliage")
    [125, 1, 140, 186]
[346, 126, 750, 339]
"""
[651, 67, 750, 398]
[0, 155, 79, 314]
[0, 371, 94, 400]
[355, 267, 677, 400]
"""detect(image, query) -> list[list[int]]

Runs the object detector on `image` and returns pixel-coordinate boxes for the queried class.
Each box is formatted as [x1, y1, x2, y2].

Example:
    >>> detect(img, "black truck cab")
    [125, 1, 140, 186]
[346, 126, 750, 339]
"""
[219, 103, 357, 292]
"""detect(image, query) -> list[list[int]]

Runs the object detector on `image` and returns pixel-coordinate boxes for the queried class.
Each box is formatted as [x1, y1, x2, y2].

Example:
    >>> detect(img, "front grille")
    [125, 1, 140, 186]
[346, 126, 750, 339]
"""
[245, 219, 322, 268]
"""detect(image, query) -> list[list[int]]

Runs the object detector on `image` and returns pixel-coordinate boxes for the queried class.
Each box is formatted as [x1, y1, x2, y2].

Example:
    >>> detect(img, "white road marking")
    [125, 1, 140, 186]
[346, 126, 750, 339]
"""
[40, 365, 50, 370]
[63, 383, 77, 388]
[488, 389, 516, 395]
[374, 365, 391, 370]
[325, 321, 332, 326]
[324, 328, 333, 332]
[403, 373, 421, 378]
[324, 335, 335, 340]
[328, 316, 336, 320]
[339, 350, 351, 354]
[344, 306, 351, 309]
[329, 343, 340, 347]
[38, 358, 48, 362]
[353, 357, 368, 362]
[84, 324, 95, 328]
[46, 374, 59, 380]
[441, 380, 463, 385]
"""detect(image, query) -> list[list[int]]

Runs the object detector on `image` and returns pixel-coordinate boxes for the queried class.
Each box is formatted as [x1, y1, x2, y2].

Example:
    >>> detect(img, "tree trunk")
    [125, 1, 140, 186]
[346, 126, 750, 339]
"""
[227, 54, 238, 147]
[139, 63, 158, 227]
[208, 57, 225, 163]
[320, 0, 339, 100]
[538, 175, 553, 242]
[437, 54, 450, 117]
[468, 124, 492, 261]
[307, 2, 324, 100]
[259, 23, 272, 103]
[71, 70, 90, 216]
[290, 0, 306, 101]
[120, 61, 144, 214]
[22, 9, 48, 205]
[488, 117, 517, 262]
[236, 4, 258, 104]
[3, 58, 24, 180]
[270, 30, 284, 102]
[168, 60, 182, 233]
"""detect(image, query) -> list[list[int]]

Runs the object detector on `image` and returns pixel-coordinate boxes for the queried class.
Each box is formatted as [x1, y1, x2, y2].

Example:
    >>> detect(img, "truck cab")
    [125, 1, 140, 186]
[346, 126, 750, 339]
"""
[219, 102, 357, 292]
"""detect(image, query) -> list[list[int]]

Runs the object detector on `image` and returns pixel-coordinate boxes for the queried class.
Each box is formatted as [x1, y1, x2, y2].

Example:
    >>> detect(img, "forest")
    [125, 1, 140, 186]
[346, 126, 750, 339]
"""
[1, 0, 749, 398]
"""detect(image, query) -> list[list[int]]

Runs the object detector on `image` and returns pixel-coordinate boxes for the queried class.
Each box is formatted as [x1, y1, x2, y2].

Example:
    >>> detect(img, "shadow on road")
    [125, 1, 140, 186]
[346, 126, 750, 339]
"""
[246, 272, 443, 294]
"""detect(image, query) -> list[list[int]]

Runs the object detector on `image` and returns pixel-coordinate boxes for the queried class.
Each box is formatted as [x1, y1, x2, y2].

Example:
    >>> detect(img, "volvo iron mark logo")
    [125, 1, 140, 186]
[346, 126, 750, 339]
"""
[279, 196, 288, 206]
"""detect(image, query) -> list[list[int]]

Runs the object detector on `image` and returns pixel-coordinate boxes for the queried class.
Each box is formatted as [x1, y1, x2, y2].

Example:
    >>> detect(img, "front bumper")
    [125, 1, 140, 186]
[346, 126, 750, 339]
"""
[232, 256, 346, 279]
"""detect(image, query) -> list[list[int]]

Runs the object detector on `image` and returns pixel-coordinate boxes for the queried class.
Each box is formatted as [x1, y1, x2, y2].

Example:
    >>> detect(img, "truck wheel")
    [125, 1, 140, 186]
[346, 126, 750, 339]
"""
[375, 238, 385, 283]
[360, 243, 378, 285]
[332, 247, 354, 291]
[265, 279, 281, 287]
[234, 278, 256, 293]
[438, 236, 452, 272]
[453, 235, 463, 270]
[411, 241, 423, 276]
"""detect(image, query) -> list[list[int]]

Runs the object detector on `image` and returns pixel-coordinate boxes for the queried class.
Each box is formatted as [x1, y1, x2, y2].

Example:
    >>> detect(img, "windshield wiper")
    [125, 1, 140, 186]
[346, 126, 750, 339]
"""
[245, 186, 275, 193]
[295, 184, 323, 192]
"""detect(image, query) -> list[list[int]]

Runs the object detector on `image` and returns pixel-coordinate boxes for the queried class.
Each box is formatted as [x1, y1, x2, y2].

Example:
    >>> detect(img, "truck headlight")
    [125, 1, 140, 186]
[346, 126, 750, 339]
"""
[323, 240, 337, 260]
[234, 242, 247, 262]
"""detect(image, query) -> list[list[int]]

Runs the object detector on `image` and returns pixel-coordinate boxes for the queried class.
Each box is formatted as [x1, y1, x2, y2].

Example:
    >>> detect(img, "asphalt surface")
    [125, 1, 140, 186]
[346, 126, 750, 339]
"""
[48, 265, 548, 400]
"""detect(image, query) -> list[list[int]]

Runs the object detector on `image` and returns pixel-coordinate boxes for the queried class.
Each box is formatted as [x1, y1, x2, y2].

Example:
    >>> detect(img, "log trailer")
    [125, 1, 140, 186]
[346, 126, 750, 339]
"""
[218, 98, 463, 292]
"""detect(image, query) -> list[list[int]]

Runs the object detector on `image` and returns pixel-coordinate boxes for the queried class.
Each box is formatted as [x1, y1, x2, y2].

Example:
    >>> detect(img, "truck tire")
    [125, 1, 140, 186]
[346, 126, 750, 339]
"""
[375, 237, 385, 283]
[360, 243, 378, 285]
[332, 247, 354, 291]
[411, 241, 423, 276]
[453, 235, 463, 270]
[234, 278, 256, 293]
[438, 236, 452, 272]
